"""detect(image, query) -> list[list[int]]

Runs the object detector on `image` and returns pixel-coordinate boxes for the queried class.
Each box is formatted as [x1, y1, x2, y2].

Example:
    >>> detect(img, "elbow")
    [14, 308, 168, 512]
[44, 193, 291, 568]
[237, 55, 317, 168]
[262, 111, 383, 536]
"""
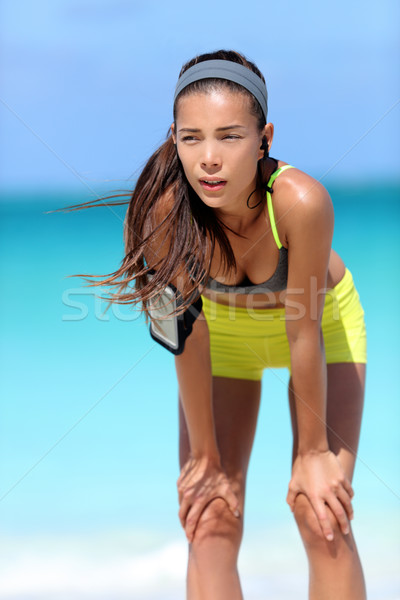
[286, 322, 323, 349]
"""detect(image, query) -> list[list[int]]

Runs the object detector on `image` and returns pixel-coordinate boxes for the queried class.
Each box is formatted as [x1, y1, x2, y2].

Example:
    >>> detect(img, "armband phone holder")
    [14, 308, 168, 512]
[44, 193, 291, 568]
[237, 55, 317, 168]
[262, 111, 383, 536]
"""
[147, 271, 203, 355]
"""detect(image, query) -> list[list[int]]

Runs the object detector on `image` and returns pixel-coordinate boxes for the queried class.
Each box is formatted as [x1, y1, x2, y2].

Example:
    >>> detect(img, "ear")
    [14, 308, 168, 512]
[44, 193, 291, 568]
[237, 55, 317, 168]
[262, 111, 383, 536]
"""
[170, 123, 177, 145]
[258, 123, 274, 159]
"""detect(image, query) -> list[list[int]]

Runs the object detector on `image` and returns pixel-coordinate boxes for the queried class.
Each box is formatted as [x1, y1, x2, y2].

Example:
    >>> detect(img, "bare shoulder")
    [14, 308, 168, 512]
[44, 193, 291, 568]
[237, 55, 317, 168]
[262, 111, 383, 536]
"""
[273, 164, 334, 243]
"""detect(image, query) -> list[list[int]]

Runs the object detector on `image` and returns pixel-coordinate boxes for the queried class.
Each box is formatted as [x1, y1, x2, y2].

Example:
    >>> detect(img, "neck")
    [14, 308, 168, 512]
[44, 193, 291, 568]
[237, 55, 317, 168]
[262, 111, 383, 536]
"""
[213, 157, 279, 234]
[214, 189, 265, 234]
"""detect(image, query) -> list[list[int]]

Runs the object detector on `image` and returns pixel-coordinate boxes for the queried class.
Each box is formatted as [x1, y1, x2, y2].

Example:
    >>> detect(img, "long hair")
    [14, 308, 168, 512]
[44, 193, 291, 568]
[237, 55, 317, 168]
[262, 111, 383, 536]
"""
[57, 50, 269, 318]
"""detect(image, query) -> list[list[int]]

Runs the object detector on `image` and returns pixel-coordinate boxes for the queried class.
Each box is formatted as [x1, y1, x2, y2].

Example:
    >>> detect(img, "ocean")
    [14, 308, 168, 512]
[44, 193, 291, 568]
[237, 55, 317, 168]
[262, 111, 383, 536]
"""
[0, 183, 399, 599]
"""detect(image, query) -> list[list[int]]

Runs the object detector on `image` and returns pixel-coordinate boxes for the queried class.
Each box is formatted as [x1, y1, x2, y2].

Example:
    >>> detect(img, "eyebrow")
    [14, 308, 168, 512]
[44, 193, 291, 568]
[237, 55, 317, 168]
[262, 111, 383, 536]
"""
[178, 125, 246, 133]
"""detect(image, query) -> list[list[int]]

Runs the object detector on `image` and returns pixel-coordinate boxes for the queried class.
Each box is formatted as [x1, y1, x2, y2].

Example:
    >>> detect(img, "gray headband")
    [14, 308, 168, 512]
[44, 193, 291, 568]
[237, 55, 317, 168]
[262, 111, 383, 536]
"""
[174, 59, 268, 121]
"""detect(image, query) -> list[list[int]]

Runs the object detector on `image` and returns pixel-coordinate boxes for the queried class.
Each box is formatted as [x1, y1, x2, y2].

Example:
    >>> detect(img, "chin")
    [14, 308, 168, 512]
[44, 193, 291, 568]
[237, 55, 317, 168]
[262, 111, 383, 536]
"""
[197, 194, 227, 208]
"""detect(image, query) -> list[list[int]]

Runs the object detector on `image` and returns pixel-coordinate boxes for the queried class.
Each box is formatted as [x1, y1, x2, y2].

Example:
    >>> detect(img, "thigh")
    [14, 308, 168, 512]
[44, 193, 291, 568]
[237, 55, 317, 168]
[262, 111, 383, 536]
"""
[179, 376, 262, 504]
[289, 362, 366, 481]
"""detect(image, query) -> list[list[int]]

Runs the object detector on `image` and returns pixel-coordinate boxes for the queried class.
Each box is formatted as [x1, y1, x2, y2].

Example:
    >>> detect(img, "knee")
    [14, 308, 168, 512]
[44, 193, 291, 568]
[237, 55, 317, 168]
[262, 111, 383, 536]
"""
[293, 494, 340, 550]
[191, 497, 243, 547]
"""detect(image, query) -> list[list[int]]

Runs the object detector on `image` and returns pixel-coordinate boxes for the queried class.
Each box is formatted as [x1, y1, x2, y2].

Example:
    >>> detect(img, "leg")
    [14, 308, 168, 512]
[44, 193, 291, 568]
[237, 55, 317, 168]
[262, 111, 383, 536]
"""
[179, 376, 261, 600]
[288, 362, 367, 600]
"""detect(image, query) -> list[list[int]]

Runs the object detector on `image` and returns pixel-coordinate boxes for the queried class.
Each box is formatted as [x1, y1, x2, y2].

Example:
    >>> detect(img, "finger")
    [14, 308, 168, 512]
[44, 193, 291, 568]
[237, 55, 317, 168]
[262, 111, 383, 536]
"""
[325, 493, 350, 536]
[185, 494, 239, 542]
[178, 496, 192, 529]
[336, 486, 354, 521]
[185, 500, 208, 542]
[311, 497, 334, 542]
[185, 496, 219, 543]
[177, 479, 194, 505]
[224, 488, 241, 518]
[177, 486, 185, 505]
[342, 477, 355, 500]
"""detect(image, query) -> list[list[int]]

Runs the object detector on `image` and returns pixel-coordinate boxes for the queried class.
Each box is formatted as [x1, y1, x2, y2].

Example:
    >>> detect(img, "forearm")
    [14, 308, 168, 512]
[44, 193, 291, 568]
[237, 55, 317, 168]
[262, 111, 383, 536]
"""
[174, 314, 219, 461]
[289, 332, 329, 454]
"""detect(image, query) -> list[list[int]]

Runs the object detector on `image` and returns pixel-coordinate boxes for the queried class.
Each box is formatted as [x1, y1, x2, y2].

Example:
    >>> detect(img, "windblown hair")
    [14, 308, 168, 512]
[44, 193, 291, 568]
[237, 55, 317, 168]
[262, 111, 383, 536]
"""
[59, 50, 269, 318]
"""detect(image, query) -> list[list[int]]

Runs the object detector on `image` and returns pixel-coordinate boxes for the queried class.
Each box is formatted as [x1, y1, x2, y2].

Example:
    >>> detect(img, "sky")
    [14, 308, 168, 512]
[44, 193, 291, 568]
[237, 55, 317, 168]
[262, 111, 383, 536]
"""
[0, 0, 399, 196]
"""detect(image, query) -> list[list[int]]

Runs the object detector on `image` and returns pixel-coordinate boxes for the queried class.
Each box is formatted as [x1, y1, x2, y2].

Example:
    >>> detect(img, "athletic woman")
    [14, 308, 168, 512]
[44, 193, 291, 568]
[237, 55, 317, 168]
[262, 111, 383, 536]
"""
[72, 50, 367, 599]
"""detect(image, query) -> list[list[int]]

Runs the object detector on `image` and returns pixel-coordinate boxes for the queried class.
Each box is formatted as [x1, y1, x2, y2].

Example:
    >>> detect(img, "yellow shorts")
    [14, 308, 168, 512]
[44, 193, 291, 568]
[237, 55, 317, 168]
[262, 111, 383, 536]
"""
[201, 268, 367, 381]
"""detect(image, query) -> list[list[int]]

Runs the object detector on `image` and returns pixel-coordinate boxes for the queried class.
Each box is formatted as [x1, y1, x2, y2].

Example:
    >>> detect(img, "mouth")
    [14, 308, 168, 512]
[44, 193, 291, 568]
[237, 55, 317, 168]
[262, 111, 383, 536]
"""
[199, 178, 227, 191]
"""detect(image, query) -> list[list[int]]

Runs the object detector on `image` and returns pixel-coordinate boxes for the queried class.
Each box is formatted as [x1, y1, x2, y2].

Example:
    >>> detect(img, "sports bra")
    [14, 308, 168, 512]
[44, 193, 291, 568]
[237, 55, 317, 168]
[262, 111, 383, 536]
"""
[203, 164, 295, 295]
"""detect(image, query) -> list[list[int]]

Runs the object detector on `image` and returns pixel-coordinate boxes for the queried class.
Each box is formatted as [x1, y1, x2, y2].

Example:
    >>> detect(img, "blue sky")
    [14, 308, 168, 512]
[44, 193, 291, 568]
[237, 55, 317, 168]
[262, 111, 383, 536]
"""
[1, 0, 399, 193]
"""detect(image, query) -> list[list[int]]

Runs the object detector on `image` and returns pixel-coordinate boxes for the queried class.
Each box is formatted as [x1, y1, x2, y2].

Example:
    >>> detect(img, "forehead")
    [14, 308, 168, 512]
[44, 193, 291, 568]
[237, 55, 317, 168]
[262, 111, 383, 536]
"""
[175, 90, 255, 126]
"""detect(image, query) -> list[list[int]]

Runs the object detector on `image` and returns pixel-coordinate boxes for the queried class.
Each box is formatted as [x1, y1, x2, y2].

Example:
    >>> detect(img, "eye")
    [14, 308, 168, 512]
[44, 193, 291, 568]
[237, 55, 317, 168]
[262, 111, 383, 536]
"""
[181, 135, 198, 142]
[222, 134, 241, 141]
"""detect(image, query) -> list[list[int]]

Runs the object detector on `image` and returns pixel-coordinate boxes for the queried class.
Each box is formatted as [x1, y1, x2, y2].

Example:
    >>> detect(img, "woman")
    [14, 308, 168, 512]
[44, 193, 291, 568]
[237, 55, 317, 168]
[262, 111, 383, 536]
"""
[71, 50, 367, 599]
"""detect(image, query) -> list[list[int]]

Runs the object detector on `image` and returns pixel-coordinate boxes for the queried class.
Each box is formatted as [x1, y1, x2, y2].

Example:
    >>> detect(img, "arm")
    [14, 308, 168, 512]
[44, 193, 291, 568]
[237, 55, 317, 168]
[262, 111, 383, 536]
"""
[283, 177, 353, 540]
[284, 179, 332, 455]
[175, 313, 240, 541]
[174, 314, 219, 460]
[144, 196, 240, 541]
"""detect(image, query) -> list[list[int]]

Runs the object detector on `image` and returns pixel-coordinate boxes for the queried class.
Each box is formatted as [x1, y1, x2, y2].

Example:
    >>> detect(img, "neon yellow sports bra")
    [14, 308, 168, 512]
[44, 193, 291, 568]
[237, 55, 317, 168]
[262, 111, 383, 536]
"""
[204, 164, 295, 295]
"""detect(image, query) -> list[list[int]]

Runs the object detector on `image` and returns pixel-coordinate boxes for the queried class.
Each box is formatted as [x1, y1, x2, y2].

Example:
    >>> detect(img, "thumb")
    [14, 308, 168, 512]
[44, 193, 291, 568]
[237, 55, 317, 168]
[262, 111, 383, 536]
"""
[226, 491, 240, 518]
[286, 488, 297, 512]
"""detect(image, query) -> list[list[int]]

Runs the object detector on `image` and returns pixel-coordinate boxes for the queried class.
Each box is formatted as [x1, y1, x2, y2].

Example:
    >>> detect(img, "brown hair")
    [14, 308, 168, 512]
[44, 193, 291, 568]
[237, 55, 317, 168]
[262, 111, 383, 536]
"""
[59, 50, 269, 318]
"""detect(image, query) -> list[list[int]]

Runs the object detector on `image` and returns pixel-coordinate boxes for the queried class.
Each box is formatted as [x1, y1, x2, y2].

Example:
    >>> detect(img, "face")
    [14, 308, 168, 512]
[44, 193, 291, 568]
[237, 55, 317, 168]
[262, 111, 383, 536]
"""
[171, 90, 273, 215]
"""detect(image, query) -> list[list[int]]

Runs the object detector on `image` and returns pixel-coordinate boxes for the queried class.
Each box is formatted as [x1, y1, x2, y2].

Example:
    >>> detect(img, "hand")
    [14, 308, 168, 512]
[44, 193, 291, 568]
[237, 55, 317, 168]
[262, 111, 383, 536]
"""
[177, 454, 240, 543]
[286, 450, 354, 542]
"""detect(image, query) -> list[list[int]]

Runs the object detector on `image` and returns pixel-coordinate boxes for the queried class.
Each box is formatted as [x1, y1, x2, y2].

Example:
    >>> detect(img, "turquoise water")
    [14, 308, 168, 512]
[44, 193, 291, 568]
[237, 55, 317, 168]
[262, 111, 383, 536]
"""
[0, 184, 399, 599]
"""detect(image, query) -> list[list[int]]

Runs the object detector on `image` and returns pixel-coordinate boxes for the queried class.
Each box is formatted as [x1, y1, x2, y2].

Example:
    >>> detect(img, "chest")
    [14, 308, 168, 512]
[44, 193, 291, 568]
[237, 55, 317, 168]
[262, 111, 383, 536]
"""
[209, 211, 285, 286]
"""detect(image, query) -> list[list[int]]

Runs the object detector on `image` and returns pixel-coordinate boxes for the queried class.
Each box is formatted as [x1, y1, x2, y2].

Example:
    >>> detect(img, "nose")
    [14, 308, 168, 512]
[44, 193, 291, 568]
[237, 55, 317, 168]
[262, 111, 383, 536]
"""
[200, 142, 222, 170]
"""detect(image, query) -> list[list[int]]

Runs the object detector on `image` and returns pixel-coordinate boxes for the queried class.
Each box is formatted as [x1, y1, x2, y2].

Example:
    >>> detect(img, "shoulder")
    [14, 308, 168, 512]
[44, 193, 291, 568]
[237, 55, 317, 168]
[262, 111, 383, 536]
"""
[273, 165, 334, 244]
